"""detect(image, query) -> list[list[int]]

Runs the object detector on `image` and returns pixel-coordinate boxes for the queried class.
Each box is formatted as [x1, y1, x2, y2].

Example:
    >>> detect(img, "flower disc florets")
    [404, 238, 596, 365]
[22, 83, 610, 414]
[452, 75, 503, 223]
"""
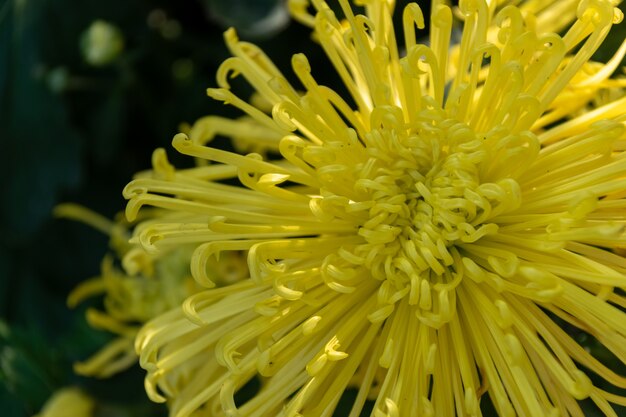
[309, 105, 529, 326]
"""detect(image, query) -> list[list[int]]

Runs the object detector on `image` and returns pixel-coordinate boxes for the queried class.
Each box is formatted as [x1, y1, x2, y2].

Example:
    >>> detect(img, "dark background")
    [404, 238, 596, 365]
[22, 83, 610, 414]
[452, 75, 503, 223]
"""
[0, 0, 625, 416]
[0, 1, 313, 415]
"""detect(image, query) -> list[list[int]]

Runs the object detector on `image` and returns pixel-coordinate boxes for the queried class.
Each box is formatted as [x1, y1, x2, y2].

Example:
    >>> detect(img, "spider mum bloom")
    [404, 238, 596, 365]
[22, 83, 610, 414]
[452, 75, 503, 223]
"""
[125, 0, 626, 416]
[55, 203, 247, 378]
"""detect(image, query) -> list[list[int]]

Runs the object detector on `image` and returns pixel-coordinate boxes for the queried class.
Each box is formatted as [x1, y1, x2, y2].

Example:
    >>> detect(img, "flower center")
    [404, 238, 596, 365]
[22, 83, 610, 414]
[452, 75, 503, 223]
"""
[312, 105, 523, 327]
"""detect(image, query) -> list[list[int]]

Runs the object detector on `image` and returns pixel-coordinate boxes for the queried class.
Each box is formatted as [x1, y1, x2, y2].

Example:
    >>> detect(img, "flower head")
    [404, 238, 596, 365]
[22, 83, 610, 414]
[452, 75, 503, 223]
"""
[55, 203, 247, 378]
[125, 0, 626, 416]
[34, 387, 94, 417]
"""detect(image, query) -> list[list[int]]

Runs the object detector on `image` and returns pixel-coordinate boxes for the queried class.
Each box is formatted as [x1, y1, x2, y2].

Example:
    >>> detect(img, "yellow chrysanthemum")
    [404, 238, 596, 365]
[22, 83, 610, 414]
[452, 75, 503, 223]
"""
[55, 203, 247, 378]
[125, 0, 626, 416]
[33, 387, 94, 417]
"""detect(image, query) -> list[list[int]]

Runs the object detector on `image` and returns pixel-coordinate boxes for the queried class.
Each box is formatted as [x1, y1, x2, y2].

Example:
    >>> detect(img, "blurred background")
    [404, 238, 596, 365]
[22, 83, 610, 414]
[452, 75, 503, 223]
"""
[0, 0, 308, 415]
[0, 0, 625, 416]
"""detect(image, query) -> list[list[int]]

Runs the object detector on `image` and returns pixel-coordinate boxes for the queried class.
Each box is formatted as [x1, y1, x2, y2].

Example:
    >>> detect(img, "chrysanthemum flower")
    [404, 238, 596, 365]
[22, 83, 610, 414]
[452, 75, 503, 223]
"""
[125, 0, 626, 415]
[34, 387, 94, 417]
[55, 202, 247, 378]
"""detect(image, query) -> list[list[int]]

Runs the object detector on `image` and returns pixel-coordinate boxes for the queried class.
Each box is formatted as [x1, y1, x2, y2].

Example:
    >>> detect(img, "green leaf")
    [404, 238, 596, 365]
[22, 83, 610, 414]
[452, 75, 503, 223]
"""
[0, 249, 9, 317]
[0, 0, 82, 246]
[0, 322, 64, 413]
[0, 385, 27, 417]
